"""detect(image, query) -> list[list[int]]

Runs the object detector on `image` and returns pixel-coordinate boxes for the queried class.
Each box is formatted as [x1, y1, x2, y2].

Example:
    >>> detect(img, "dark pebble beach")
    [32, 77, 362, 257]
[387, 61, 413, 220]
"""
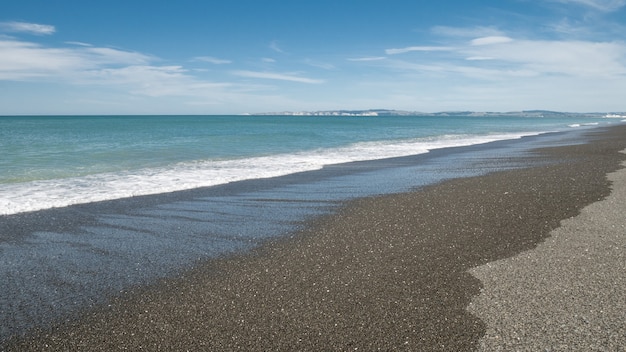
[3, 125, 626, 351]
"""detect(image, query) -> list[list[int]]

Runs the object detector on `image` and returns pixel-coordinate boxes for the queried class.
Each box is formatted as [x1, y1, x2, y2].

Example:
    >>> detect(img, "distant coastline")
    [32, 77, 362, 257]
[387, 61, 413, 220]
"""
[249, 109, 619, 118]
[2, 110, 623, 118]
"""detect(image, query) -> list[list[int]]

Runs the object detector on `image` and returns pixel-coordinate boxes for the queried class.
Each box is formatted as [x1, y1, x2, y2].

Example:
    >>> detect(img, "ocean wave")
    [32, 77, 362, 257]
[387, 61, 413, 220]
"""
[0, 132, 539, 215]
[569, 122, 600, 128]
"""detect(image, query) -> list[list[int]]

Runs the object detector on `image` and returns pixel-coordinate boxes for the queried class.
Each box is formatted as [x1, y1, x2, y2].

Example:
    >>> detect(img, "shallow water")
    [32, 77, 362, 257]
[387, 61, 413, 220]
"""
[0, 115, 608, 215]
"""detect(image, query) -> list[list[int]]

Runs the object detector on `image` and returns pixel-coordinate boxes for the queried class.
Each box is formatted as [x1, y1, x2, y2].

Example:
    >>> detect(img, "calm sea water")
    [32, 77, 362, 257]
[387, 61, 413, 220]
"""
[0, 114, 610, 215]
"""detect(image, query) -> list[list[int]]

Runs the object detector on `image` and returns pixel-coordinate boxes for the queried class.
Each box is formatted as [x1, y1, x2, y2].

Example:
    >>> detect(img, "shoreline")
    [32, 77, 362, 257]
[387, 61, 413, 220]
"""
[0, 126, 585, 218]
[3, 125, 626, 350]
[3, 115, 586, 218]
[0, 128, 581, 343]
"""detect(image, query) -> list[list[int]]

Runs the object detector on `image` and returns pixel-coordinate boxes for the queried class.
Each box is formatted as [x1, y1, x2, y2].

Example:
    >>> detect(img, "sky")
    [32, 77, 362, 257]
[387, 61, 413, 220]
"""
[1, 0, 625, 115]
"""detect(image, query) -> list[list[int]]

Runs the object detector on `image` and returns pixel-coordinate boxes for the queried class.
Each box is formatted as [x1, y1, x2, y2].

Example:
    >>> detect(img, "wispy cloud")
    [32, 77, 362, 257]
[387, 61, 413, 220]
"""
[0, 21, 55, 35]
[0, 39, 152, 80]
[384, 59, 537, 81]
[85, 47, 152, 65]
[548, 0, 626, 11]
[465, 56, 495, 61]
[270, 40, 284, 53]
[0, 35, 280, 110]
[0, 40, 89, 79]
[304, 59, 335, 70]
[381, 20, 626, 80]
[65, 41, 93, 47]
[470, 36, 514, 46]
[84, 65, 238, 97]
[385, 46, 455, 55]
[193, 56, 232, 64]
[431, 26, 505, 38]
[547, 18, 592, 36]
[385, 33, 626, 79]
[232, 70, 324, 84]
[464, 39, 626, 77]
[347, 57, 387, 62]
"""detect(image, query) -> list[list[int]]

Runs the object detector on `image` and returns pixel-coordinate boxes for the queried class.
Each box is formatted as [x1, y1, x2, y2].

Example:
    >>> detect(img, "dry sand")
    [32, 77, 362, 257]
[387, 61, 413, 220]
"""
[468, 151, 626, 351]
[3, 126, 626, 351]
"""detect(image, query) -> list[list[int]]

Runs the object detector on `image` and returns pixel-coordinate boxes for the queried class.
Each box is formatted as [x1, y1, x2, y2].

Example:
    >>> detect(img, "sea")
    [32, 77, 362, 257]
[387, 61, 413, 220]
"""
[0, 114, 612, 215]
[0, 114, 621, 341]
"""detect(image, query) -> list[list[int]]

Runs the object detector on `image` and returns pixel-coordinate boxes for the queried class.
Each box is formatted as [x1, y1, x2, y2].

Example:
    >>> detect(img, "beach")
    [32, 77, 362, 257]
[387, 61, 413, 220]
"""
[3, 124, 626, 351]
[469, 151, 626, 349]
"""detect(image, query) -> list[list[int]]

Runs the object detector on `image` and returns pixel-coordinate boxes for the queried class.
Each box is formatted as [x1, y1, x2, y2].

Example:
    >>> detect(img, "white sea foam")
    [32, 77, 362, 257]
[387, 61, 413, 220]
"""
[569, 122, 599, 128]
[0, 132, 538, 215]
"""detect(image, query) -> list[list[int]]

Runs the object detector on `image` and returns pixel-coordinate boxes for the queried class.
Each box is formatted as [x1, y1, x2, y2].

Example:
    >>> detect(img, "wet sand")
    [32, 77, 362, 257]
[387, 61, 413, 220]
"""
[3, 125, 626, 351]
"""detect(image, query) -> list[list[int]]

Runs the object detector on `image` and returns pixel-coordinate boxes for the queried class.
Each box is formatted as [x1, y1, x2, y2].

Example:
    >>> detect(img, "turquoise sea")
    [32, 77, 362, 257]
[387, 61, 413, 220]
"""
[0, 114, 612, 215]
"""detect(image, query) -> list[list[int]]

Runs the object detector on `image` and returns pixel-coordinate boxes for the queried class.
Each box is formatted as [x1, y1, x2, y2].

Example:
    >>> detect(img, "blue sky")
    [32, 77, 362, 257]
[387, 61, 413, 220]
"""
[1, 0, 625, 115]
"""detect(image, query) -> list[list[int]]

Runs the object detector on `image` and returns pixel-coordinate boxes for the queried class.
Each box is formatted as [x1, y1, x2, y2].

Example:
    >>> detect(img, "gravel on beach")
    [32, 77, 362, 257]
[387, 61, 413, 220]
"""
[3, 125, 626, 351]
[468, 150, 626, 351]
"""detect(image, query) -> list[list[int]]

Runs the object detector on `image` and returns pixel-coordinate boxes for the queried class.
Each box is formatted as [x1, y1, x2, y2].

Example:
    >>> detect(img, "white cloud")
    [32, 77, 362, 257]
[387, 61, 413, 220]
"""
[463, 39, 626, 77]
[94, 66, 237, 97]
[262, 57, 276, 63]
[0, 36, 283, 112]
[547, 18, 592, 36]
[85, 47, 152, 65]
[385, 59, 538, 81]
[0, 21, 55, 35]
[381, 35, 626, 87]
[0, 40, 89, 79]
[304, 59, 335, 70]
[385, 46, 455, 55]
[347, 57, 387, 62]
[470, 36, 514, 46]
[193, 56, 232, 64]
[383, 21, 626, 80]
[65, 41, 93, 47]
[232, 70, 325, 84]
[270, 40, 284, 53]
[465, 56, 495, 61]
[549, 0, 626, 11]
[83, 65, 187, 84]
[431, 26, 505, 38]
[0, 39, 151, 80]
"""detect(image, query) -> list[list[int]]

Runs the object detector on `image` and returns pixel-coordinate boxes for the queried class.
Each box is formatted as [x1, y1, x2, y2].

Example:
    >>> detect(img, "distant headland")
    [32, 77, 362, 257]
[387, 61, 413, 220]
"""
[249, 109, 621, 118]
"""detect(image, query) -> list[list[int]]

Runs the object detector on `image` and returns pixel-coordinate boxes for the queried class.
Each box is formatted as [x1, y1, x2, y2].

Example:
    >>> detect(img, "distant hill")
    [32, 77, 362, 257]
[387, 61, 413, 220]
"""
[251, 109, 607, 118]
